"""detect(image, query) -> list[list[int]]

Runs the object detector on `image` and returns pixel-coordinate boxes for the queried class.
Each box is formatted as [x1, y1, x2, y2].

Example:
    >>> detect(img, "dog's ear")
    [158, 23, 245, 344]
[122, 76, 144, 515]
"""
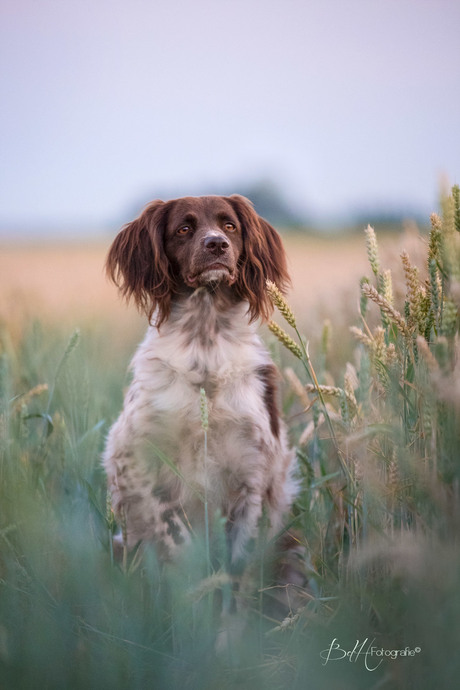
[106, 200, 174, 326]
[227, 194, 291, 322]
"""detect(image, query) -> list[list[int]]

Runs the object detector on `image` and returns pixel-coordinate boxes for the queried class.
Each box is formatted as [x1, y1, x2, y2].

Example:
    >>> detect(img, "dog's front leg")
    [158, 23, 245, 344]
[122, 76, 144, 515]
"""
[225, 485, 263, 573]
[104, 424, 191, 560]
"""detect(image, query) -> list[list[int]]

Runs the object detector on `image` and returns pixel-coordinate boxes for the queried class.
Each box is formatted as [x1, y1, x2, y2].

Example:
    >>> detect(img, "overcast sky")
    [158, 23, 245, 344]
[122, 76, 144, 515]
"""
[1, 0, 459, 234]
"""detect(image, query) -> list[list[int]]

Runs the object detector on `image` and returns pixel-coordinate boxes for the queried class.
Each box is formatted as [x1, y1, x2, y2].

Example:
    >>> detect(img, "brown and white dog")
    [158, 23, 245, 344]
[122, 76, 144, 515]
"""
[103, 195, 298, 581]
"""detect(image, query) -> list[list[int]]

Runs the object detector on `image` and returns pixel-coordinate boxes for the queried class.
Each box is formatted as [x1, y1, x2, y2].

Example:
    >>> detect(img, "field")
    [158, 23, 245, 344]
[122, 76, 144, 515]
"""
[1, 198, 460, 690]
[0, 233, 380, 327]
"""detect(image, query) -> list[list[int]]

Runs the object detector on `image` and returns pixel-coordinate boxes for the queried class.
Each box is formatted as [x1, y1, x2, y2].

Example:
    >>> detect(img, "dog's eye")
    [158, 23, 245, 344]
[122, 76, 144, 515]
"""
[224, 222, 236, 232]
[177, 226, 191, 235]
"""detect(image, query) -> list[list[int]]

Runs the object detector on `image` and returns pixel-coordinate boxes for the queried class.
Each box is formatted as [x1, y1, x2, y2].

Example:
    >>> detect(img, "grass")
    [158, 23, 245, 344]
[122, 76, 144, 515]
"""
[1, 188, 460, 689]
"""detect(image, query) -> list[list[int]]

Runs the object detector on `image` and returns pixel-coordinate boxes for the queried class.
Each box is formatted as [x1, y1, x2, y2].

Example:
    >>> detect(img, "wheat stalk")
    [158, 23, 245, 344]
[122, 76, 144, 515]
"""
[266, 279, 296, 328]
[361, 283, 410, 337]
[299, 416, 325, 445]
[200, 387, 211, 577]
[441, 298, 458, 338]
[268, 321, 303, 359]
[349, 326, 372, 347]
[284, 367, 311, 408]
[429, 213, 443, 264]
[321, 319, 331, 357]
[428, 259, 442, 326]
[14, 384, 48, 413]
[365, 225, 380, 276]
[269, 311, 353, 483]
[200, 386, 209, 431]
[415, 336, 439, 372]
[372, 326, 386, 362]
[304, 384, 358, 416]
[188, 571, 232, 602]
[401, 250, 425, 331]
[453, 184, 460, 233]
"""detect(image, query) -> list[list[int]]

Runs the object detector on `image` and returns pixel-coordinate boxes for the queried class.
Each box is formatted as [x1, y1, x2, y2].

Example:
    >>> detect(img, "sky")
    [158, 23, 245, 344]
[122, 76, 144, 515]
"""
[1, 0, 459, 235]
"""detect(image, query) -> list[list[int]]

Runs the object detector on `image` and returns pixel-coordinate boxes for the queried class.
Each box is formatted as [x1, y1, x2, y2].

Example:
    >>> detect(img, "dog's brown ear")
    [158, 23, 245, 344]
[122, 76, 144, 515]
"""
[106, 200, 174, 326]
[227, 194, 291, 322]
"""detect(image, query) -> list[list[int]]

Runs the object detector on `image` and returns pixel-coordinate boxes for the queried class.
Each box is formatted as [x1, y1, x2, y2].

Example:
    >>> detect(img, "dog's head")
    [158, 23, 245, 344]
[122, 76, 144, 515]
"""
[106, 195, 290, 326]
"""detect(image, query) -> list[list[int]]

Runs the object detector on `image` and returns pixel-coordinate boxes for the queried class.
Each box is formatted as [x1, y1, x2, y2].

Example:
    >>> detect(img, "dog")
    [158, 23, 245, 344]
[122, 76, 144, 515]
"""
[103, 195, 298, 585]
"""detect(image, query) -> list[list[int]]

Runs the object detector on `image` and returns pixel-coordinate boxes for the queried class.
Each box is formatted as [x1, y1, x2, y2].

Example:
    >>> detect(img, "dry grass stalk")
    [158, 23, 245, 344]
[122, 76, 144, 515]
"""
[266, 607, 305, 635]
[188, 571, 233, 602]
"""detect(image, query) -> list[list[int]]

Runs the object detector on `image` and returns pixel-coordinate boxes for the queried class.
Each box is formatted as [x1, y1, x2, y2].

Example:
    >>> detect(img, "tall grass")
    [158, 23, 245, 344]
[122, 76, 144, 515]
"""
[1, 188, 460, 689]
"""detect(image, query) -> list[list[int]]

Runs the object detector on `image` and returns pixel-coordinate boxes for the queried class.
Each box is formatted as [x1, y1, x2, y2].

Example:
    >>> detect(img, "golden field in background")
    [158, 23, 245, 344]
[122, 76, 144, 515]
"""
[0, 233, 411, 329]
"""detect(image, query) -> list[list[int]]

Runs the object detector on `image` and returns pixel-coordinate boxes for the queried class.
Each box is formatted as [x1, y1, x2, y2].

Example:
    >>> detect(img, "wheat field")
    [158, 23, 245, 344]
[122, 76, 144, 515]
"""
[1, 198, 459, 689]
[0, 232, 409, 331]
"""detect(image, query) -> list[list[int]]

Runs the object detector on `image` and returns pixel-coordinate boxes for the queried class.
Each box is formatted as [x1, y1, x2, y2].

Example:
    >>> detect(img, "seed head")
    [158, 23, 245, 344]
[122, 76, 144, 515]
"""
[428, 213, 442, 264]
[453, 184, 460, 233]
[350, 326, 373, 348]
[361, 282, 410, 337]
[304, 383, 357, 417]
[365, 225, 380, 276]
[268, 320, 303, 359]
[266, 279, 297, 328]
[441, 299, 458, 338]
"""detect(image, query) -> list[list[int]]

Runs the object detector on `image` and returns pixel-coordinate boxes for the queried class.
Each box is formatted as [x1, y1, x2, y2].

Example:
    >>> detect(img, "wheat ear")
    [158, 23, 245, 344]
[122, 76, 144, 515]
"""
[268, 321, 303, 359]
[266, 279, 296, 328]
[361, 283, 410, 337]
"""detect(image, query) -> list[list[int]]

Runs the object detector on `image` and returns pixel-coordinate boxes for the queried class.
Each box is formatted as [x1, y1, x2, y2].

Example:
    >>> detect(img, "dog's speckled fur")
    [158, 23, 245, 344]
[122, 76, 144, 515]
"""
[103, 195, 297, 571]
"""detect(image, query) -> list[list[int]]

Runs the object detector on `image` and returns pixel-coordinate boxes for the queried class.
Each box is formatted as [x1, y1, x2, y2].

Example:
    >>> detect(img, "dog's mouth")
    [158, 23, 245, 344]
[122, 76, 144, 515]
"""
[186, 263, 236, 287]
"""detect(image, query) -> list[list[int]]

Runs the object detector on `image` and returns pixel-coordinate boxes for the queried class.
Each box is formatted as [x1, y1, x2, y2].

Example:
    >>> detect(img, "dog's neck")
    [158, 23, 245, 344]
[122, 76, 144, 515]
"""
[163, 284, 252, 346]
[137, 284, 264, 385]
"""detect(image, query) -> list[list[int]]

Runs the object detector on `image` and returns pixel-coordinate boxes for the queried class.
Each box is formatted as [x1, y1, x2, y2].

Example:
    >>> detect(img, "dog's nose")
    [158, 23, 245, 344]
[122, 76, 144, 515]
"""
[204, 234, 230, 253]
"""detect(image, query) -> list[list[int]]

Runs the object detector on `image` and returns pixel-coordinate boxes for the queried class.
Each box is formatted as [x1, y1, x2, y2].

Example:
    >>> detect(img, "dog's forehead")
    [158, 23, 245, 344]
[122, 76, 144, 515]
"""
[167, 196, 237, 224]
